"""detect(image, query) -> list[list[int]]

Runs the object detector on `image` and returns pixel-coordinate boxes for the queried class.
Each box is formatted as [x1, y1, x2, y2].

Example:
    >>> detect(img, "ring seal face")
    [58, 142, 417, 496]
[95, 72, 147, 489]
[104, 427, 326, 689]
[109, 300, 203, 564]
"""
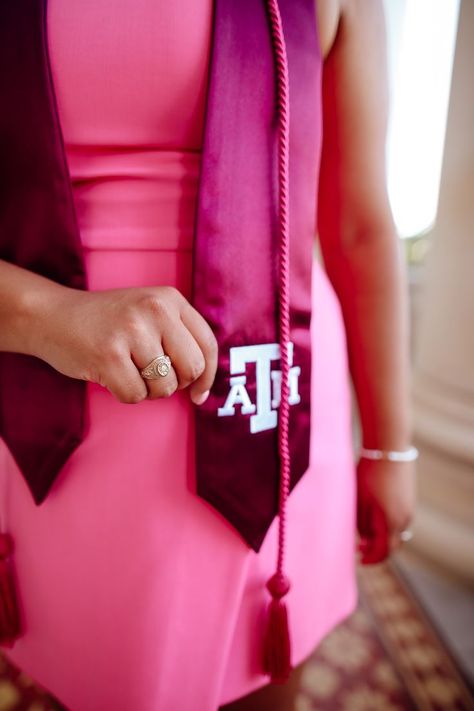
[140, 355, 171, 379]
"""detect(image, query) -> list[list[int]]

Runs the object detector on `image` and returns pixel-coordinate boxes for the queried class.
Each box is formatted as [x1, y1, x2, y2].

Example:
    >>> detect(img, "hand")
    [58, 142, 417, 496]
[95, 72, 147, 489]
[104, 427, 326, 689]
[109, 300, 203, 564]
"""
[356, 457, 417, 564]
[33, 284, 218, 406]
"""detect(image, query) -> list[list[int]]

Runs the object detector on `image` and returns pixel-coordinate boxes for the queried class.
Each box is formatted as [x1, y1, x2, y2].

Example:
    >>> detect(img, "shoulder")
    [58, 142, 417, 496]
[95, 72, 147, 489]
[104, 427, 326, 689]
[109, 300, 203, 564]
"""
[314, 0, 384, 59]
[315, 0, 343, 60]
[316, 0, 385, 60]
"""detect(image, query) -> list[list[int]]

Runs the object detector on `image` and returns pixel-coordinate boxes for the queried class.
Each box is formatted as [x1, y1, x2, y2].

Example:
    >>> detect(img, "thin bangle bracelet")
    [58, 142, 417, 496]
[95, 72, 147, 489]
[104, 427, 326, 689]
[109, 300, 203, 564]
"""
[359, 446, 419, 463]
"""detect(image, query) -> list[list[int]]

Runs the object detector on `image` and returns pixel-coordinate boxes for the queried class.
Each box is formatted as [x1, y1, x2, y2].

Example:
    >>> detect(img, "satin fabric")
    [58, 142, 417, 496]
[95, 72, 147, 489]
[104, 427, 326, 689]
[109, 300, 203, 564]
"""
[193, 0, 319, 550]
[0, 0, 318, 550]
[0, 0, 88, 503]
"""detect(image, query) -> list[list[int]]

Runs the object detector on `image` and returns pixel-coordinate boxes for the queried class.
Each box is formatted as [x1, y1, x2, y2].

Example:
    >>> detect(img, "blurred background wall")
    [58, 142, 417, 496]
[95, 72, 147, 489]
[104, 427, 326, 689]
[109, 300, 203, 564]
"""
[373, 0, 474, 688]
[407, 0, 474, 585]
[382, 0, 473, 585]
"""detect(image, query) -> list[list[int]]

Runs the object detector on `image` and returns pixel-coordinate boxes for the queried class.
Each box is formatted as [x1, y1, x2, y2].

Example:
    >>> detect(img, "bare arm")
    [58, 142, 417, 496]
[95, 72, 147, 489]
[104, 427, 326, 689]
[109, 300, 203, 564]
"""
[0, 259, 64, 356]
[317, 0, 415, 558]
[318, 0, 411, 450]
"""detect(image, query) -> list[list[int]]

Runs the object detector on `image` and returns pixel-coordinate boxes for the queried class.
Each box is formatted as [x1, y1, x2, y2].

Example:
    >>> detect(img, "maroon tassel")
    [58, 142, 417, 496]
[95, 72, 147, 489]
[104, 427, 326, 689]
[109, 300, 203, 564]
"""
[0, 532, 22, 647]
[262, 573, 292, 684]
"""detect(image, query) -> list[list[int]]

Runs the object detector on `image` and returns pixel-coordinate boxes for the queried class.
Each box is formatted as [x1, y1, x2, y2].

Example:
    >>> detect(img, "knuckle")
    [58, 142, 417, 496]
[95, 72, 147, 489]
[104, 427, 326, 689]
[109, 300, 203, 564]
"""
[394, 510, 411, 528]
[122, 310, 147, 338]
[161, 379, 178, 398]
[161, 285, 181, 302]
[127, 389, 148, 405]
[115, 388, 147, 405]
[206, 332, 219, 358]
[393, 511, 412, 532]
[137, 293, 171, 321]
[102, 338, 124, 363]
[186, 357, 206, 382]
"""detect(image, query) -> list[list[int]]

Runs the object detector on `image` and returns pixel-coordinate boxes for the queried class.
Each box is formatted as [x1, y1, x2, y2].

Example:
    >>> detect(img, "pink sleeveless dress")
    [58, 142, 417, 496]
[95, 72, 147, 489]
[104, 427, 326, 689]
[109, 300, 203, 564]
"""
[0, 1, 357, 709]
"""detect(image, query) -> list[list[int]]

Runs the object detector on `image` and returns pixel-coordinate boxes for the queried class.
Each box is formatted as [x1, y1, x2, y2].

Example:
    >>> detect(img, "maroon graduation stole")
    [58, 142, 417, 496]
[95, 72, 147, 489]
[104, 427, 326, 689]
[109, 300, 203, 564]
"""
[193, 0, 320, 556]
[0, 0, 322, 680]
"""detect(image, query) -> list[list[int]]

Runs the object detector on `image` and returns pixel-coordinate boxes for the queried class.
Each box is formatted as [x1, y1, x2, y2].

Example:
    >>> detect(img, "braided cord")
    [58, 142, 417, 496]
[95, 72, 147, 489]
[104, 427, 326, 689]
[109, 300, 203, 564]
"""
[266, 0, 291, 580]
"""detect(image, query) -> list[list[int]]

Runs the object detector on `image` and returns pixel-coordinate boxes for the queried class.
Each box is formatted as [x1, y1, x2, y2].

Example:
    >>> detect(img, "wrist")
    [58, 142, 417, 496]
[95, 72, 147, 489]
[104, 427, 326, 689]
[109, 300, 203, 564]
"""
[20, 279, 72, 358]
[360, 421, 413, 454]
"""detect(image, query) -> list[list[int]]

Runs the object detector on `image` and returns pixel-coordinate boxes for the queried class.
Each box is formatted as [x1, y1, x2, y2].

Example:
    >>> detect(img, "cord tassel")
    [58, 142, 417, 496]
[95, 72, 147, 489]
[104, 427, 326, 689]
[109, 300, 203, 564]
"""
[263, 573, 292, 683]
[0, 532, 22, 647]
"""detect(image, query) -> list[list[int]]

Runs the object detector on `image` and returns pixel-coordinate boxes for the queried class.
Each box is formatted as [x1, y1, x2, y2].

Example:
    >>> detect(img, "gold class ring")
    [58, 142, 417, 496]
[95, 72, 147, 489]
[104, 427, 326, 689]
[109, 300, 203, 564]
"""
[140, 354, 172, 379]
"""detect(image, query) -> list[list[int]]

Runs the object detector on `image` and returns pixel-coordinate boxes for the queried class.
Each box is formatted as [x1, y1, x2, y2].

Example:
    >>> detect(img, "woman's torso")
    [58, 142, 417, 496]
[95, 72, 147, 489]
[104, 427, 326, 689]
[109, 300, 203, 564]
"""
[1, 3, 358, 709]
[47, 0, 214, 255]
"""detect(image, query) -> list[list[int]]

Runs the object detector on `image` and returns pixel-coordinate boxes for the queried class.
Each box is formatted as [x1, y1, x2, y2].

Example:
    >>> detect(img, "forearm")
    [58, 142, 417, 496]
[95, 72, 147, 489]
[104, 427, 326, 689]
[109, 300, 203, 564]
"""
[321, 231, 412, 450]
[316, 0, 413, 450]
[0, 259, 66, 356]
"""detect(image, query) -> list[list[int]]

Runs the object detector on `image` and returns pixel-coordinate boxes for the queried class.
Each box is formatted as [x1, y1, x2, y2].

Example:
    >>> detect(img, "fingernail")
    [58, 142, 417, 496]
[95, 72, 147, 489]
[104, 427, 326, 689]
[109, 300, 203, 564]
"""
[192, 390, 210, 406]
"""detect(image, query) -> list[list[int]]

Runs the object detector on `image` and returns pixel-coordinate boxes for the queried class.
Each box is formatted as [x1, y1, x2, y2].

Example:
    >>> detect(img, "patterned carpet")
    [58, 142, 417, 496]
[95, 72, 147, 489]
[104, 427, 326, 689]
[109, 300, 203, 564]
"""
[0, 559, 473, 710]
[296, 560, 474, 711]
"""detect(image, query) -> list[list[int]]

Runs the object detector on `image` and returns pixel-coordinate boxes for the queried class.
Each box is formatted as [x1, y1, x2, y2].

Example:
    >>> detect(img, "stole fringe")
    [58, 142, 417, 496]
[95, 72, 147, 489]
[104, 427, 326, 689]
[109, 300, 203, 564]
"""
[0, 532, 22, 647]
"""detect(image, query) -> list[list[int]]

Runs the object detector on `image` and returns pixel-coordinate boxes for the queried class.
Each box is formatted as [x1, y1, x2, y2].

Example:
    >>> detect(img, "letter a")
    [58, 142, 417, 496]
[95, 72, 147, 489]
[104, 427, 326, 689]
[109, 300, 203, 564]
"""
[218, 376, 256, 417]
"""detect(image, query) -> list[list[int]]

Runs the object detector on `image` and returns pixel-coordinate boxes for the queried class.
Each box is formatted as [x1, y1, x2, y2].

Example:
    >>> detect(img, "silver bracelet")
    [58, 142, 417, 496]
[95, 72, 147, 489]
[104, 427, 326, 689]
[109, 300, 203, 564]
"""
[359, 446, 419, 463]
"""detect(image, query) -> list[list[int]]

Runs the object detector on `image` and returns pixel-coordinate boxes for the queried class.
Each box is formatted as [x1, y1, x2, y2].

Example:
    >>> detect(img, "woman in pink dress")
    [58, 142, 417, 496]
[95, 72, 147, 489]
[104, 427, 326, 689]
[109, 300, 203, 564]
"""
[0, 0, 416, 709]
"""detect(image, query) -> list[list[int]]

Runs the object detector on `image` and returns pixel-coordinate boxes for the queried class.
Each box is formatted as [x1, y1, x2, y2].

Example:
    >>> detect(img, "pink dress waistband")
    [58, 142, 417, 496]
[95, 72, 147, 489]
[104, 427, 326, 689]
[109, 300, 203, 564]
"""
[66, 148, 201, 252]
